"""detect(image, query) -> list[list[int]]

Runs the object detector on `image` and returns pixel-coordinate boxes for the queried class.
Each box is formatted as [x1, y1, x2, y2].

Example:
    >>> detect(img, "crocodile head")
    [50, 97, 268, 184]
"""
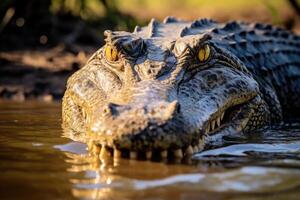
[62, 18, 271, 159]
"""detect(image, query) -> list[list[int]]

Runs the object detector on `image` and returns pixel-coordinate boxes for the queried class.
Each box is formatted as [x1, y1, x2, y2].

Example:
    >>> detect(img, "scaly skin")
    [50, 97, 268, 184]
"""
[62, 17, 300, 159]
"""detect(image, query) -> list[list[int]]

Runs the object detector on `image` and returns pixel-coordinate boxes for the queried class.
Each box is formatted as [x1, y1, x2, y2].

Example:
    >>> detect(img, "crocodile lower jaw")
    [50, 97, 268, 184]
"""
[87, 97, 258, 161]
[88, 136, 206, 160]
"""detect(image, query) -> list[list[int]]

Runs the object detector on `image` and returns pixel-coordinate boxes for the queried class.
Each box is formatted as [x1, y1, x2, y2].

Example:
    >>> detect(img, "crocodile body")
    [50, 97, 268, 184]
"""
[62, 17, 300, 159]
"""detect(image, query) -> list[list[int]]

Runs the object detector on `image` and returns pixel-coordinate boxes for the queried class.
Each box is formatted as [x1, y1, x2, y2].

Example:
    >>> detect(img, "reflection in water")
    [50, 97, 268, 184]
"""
[1, 102, 300, 200]
[58, 145, 300, 200]
[0, 102, 75, 199]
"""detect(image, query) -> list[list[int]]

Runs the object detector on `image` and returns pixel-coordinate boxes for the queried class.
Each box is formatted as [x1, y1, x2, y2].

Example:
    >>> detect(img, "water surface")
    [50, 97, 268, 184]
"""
[1, 102, 300, 200]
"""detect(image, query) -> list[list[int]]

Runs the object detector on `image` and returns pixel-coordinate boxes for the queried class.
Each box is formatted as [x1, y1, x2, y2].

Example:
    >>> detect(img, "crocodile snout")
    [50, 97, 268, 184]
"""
[87, 100, 195, 159]
[101, 100, 179, 120]
[89, 100, 180, 139]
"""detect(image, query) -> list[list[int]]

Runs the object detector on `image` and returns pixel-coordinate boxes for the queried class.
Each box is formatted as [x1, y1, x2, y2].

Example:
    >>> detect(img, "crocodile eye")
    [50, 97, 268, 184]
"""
[105, 45, 119, 62]
[198, 44, 211, 63]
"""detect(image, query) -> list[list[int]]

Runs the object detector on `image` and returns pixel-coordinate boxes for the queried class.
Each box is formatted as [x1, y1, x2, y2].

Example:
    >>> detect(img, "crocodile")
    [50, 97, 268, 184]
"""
[62, 17, 300, 160]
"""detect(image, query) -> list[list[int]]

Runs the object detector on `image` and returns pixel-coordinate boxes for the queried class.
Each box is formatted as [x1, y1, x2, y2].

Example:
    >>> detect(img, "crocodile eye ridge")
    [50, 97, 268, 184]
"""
[105, 45, 119, 62]
[198, 44, 211, 63]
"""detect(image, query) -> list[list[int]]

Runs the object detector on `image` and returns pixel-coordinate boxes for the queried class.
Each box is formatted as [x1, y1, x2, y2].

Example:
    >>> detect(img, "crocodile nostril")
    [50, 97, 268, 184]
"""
[171, 100, 181, 114]
[102, 106, 111, 116]
[176, 103, 181, 113]
[106, 103, 122, 116]
[163, 100, 180, 118]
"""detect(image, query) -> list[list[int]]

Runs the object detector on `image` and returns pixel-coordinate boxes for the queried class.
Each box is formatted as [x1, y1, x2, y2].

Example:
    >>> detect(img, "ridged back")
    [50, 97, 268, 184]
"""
[133, 18, 300, 116]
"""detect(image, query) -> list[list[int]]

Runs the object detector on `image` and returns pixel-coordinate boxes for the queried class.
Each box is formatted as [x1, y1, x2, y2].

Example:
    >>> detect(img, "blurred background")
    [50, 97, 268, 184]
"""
[0, 0, 299, 102]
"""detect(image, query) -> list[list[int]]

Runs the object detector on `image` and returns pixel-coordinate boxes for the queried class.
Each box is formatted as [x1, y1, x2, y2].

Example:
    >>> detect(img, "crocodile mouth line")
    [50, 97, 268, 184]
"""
[87, 96, 255, 161]
[202, 99, 251, 136]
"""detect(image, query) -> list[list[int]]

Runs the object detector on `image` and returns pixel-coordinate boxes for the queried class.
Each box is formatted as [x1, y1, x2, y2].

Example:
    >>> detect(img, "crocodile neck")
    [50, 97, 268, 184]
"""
[206, 21, 300, 119]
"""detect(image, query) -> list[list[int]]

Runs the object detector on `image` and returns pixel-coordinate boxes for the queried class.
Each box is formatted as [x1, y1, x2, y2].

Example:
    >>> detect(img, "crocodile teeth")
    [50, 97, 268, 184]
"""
[94, 145, 101, 155]
[193, 146, 199, 153]
[211, 120, 215, 131]
[185, 145, 193, 155]
[130, 151, 137, 159]
[216, 117, 221, 127]
[161, 150, 168, 158]
[113, 149, 122, 158]
[100, 146, 110, 158]
[221, 111, 225, 120]
[199, 138, 203, 145]
[198, 144, 204, 151]
[174, 149, 183, 158]
[87, 140, 94, 151]
[88, 143, 101, 155]
[198, 139, 205, 151]
[205, 123, 210, 134]
[146, 151, 152, 160]
[88, 141, 101, 155]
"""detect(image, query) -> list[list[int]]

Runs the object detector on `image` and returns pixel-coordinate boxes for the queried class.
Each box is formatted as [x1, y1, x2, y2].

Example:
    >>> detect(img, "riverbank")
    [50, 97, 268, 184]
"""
[0, 45, 94, 102]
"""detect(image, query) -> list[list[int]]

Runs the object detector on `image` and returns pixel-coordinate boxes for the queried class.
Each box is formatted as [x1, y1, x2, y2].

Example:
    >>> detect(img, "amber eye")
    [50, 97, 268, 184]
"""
[198, 44, 211, 63]
[105, 45, 119, 62]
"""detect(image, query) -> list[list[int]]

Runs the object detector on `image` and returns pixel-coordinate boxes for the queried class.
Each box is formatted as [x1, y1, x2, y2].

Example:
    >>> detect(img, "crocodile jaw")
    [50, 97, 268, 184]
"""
[85, 66, 262, 160]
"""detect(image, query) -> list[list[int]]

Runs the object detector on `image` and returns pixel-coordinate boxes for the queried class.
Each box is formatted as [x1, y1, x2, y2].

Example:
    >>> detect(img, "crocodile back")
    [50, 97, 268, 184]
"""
[208, 22, 300, 118]
[160, 19, 300, 117]
[129, 18, 300, 117]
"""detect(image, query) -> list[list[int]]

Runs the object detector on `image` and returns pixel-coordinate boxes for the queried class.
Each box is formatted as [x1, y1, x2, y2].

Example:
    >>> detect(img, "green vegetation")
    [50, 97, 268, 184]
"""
[0, 0, 299, 49]
[48, 0, 290, 23]
[116, 0, 288, 22]
[51, 0, 105, 20]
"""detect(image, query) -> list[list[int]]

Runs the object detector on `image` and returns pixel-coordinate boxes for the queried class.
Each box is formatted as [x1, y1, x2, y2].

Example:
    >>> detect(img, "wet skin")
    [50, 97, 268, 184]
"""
[62, 17, 300, 159]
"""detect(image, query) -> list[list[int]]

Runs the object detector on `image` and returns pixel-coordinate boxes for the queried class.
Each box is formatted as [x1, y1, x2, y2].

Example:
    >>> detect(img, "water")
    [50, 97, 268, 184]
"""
[1, 102, 300, 200]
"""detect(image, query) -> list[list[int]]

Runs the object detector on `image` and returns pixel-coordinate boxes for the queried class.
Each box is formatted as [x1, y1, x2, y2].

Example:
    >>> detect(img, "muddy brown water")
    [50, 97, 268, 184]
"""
[1, 102, 300, 200]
